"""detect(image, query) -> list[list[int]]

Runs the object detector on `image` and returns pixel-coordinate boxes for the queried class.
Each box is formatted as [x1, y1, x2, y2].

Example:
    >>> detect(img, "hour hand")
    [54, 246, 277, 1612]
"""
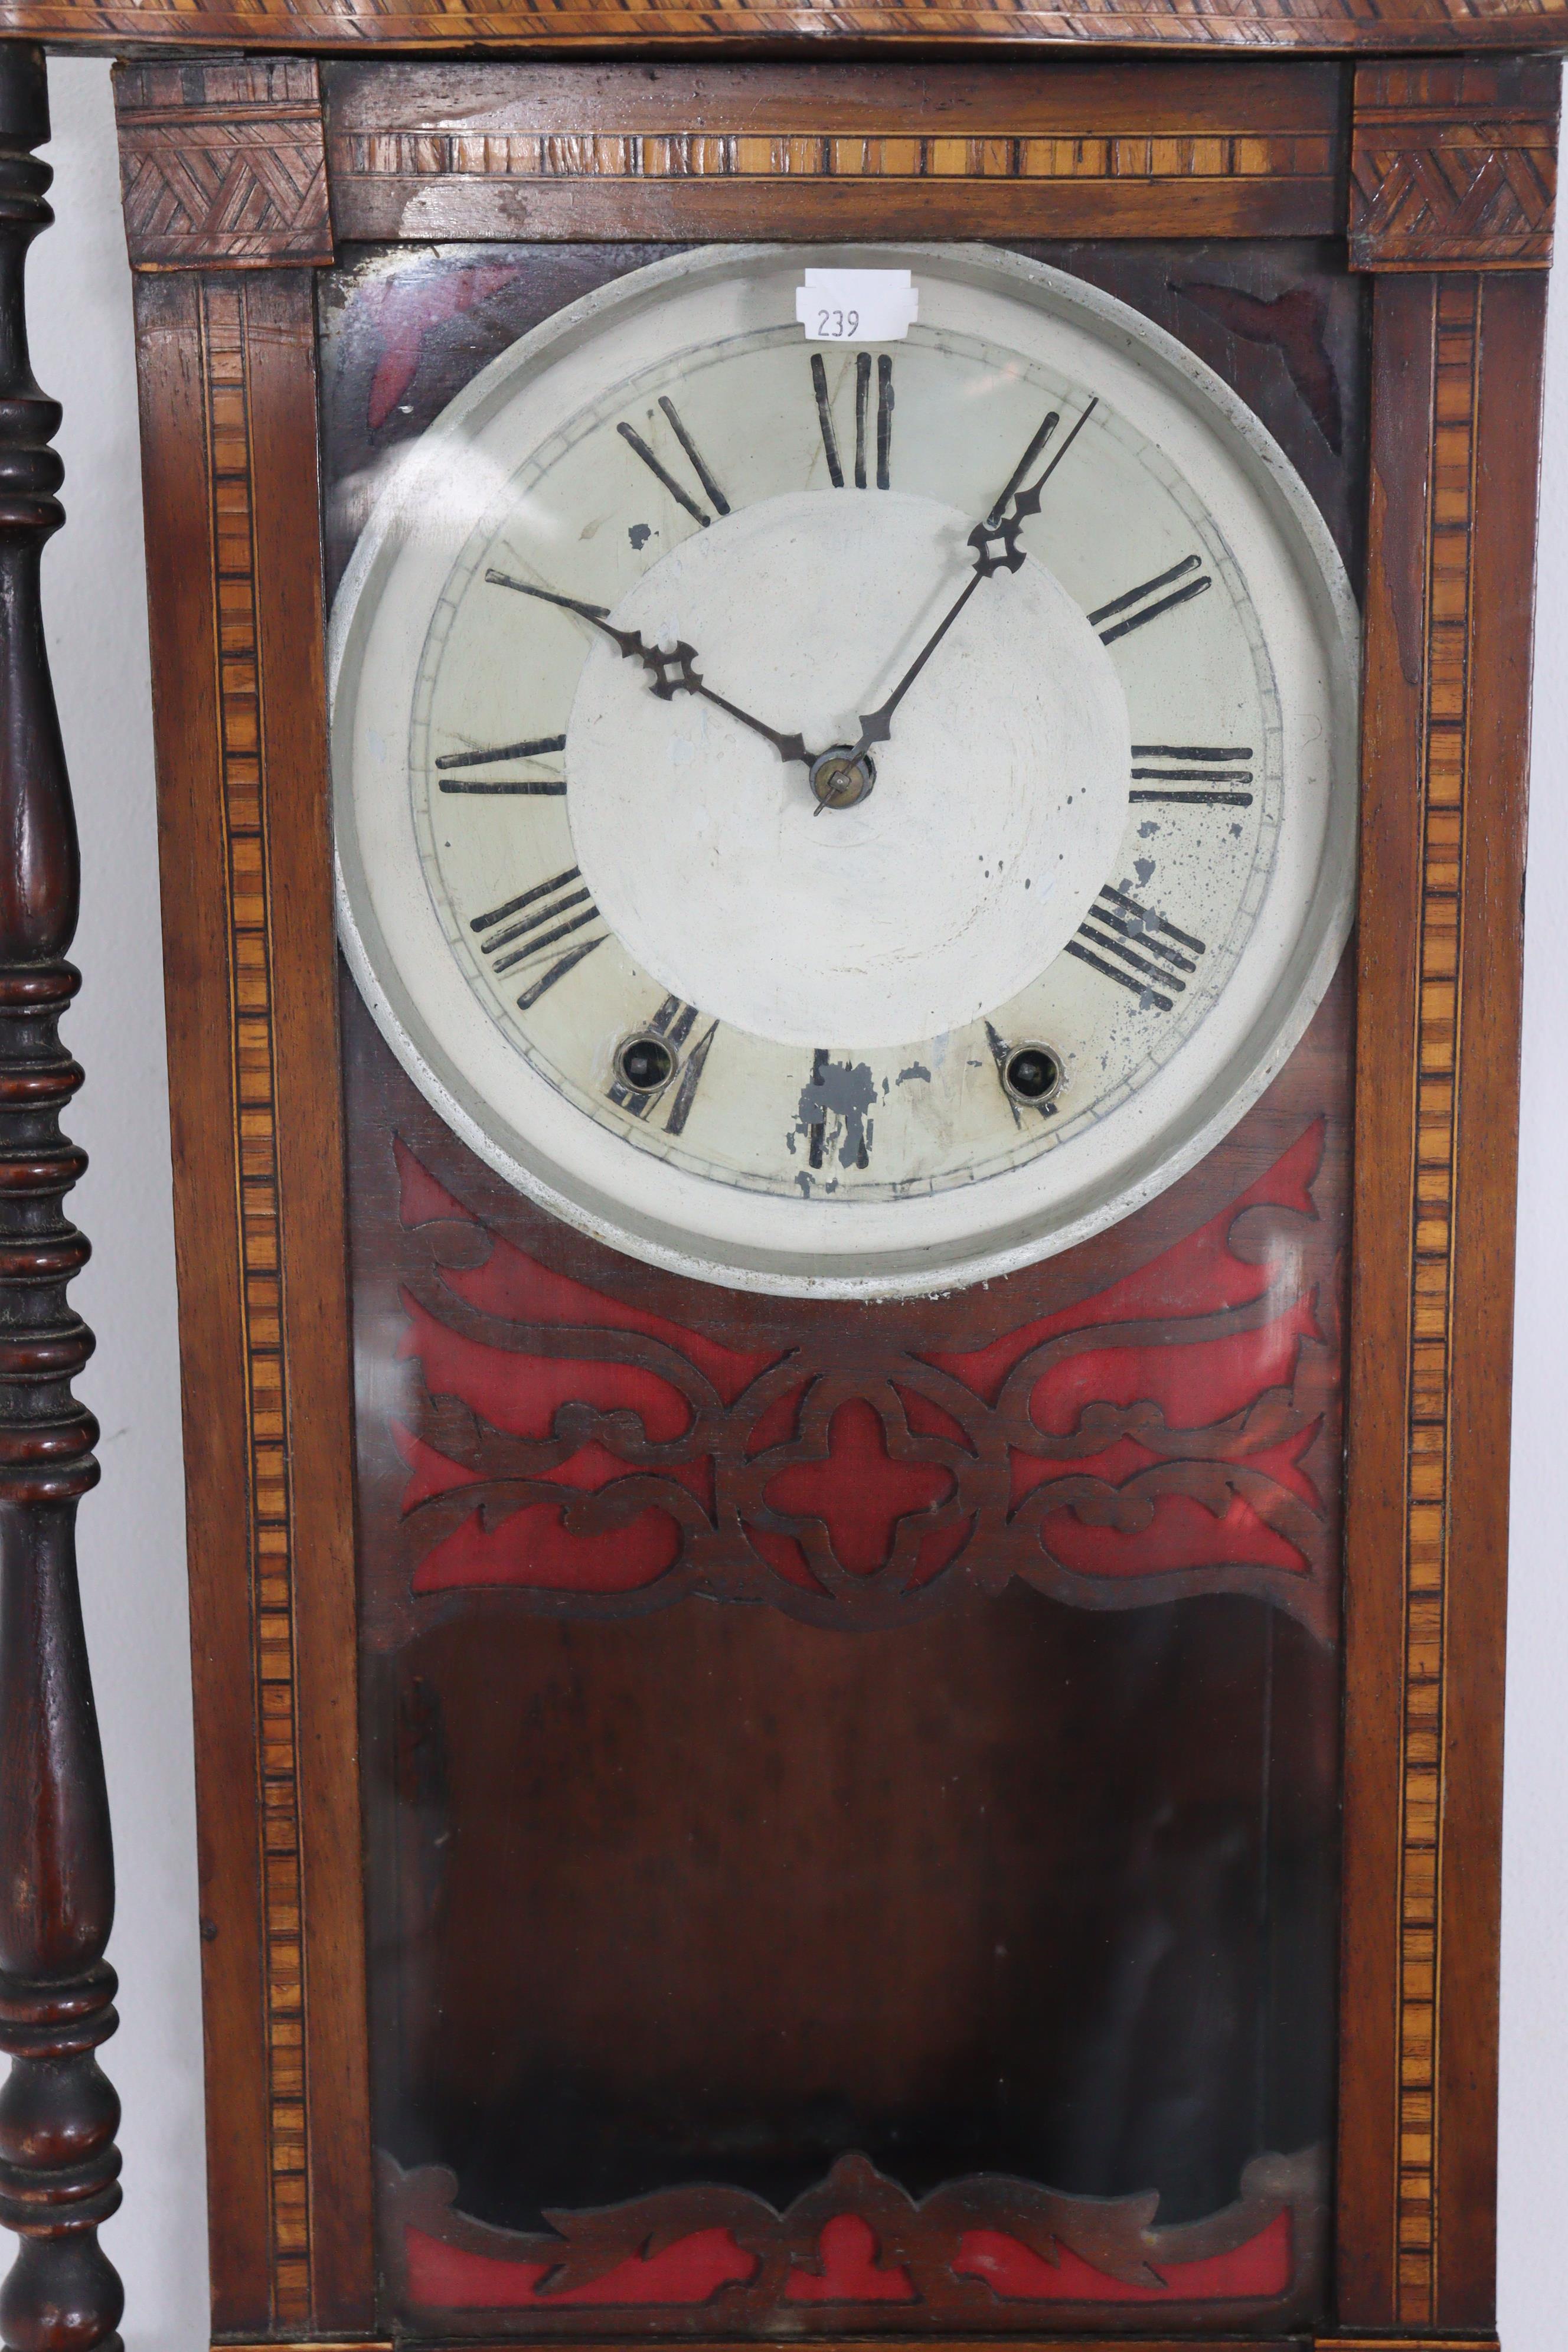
[486, 570, 813, 772]
[966, 397, 1099, 577]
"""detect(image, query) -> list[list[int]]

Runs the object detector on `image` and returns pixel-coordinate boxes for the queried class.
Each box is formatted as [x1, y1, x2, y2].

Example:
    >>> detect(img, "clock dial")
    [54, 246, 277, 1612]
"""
[332, 244, 1358, 1296]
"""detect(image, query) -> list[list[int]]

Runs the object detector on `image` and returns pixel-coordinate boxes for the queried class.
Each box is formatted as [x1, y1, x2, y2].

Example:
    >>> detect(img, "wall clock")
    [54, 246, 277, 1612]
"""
[332, 241, 1358, 1292]
[0, 28, 1556, 2352]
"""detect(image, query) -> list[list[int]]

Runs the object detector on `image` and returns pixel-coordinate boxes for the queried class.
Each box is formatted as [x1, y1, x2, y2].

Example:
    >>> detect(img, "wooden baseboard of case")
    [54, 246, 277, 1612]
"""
[211, 2338, 1303, 2351]
[1322, 2339, 1500, 2350]
[208, 2330, 1511, 2348]
[208, 2321, 1514, 2348]
[211, 2337, 1400, 2352]
[209, 2336, 1508, 2351]
[208, 2334, 1504, 2350]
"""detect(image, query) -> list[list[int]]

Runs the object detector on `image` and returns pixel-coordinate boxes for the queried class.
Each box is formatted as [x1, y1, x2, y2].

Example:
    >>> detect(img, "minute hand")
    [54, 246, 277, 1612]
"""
[486, 570, 813, 771]
[844, 567, 988, 765]
[842, 397, 1099, 769]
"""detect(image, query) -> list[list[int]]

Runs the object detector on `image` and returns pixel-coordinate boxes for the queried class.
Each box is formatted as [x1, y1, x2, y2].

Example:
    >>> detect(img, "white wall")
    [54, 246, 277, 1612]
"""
[35, 60, 205, 2352]
[27, 55, 1568, 2352]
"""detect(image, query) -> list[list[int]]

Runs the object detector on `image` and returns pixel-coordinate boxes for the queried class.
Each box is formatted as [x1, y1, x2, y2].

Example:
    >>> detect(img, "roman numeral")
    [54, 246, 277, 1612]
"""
[664, 1019, 718, 1136]
[1129, 743, 1254, 808]
[618, 396, 730, 528]
[471, 865, 601, 976]
[436, 733, 567, 795]
[810, 354, 844, 488]
[1091, 555, 1213, 645]
[515, 934, 607, 1012]
[804, 1047, 872, 1170]
[606, 995, 720, 1132]
[876, 354, 893, 490]
[985, 1021, 1024, 1128]
[985, 1025, 1061, 1121]
[810, 354, 893, 492]
[807, 1046, 830, 1168]
[1066, 884, 1208, 1014]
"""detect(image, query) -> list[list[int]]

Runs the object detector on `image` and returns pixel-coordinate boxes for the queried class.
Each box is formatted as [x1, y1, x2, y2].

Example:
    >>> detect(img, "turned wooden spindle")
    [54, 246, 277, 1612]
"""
[0, 42, 123, 2352]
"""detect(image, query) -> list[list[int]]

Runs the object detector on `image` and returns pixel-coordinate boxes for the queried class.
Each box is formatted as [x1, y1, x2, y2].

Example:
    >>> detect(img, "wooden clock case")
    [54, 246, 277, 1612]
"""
[0, 17, 1557, 2352]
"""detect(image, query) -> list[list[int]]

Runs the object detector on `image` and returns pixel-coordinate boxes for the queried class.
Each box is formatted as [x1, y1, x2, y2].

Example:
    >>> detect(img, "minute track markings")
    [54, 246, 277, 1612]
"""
[1129, 742, 1254, 808]
[1066, 884, 1208, 1013]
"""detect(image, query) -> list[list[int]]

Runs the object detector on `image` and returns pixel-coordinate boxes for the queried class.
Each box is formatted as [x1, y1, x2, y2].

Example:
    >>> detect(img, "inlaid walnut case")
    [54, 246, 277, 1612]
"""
[0, 27, 1556, 2352]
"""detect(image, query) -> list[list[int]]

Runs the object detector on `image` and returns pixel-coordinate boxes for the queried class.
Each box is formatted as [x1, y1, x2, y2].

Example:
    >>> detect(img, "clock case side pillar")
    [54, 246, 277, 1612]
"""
[115, 60, 371, 2341]
[0, 38, 124, 2352]
[1339, 57, 1557, 2345]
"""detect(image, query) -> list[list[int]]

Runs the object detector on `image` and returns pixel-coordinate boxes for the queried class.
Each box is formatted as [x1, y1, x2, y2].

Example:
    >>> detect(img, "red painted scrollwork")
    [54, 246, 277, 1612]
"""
[379, 2145, 1323, 2333]
[369, 1107, 1341, 1646]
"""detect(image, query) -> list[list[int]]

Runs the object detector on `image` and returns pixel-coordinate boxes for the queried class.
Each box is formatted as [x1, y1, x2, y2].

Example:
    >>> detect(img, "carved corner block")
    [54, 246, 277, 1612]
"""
[113, 58, 333, 271]
[1350, 58, 1559, 271]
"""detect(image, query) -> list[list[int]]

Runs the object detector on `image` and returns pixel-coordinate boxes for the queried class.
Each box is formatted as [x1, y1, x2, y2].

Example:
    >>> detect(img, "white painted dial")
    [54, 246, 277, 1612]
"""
[567, 489, 1129, 1050]
[332, 244, 1358, 1298]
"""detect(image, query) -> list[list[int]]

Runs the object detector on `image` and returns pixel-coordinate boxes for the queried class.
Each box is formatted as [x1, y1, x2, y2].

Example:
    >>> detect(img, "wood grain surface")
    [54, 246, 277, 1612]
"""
[6, 0, 1568, 56]
[1350, 59, 1559, 270]
[217, 2338, 1311, 2352]
[325, 60, 1344, 244]
[132, 268, 372, 2339]
[1338, 267, 1546, 2336]
[108, 50, 1557, 2352]
[115, 60, 332, 272]
[198, 2335, 1502, 2352]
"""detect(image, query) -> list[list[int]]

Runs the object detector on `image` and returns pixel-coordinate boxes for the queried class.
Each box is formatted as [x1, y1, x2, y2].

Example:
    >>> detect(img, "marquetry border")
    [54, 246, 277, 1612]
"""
[1325, 2341, 1499, 2351]
[335, 123, 1332, 185]
[134, 262, 373, 2338]
[323, 58, 1343, 243]
[1350, 58, 1559, 269]
[1391, 272, 1481, 2330]
[1340, 266, 1544, 2339]
[196, 277, 315, 2328]
[115, 60, 333, 270]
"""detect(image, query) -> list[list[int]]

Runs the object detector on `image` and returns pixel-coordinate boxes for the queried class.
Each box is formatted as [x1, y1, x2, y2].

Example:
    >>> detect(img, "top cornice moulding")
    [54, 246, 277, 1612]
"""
[6, 0, 1568, 57]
